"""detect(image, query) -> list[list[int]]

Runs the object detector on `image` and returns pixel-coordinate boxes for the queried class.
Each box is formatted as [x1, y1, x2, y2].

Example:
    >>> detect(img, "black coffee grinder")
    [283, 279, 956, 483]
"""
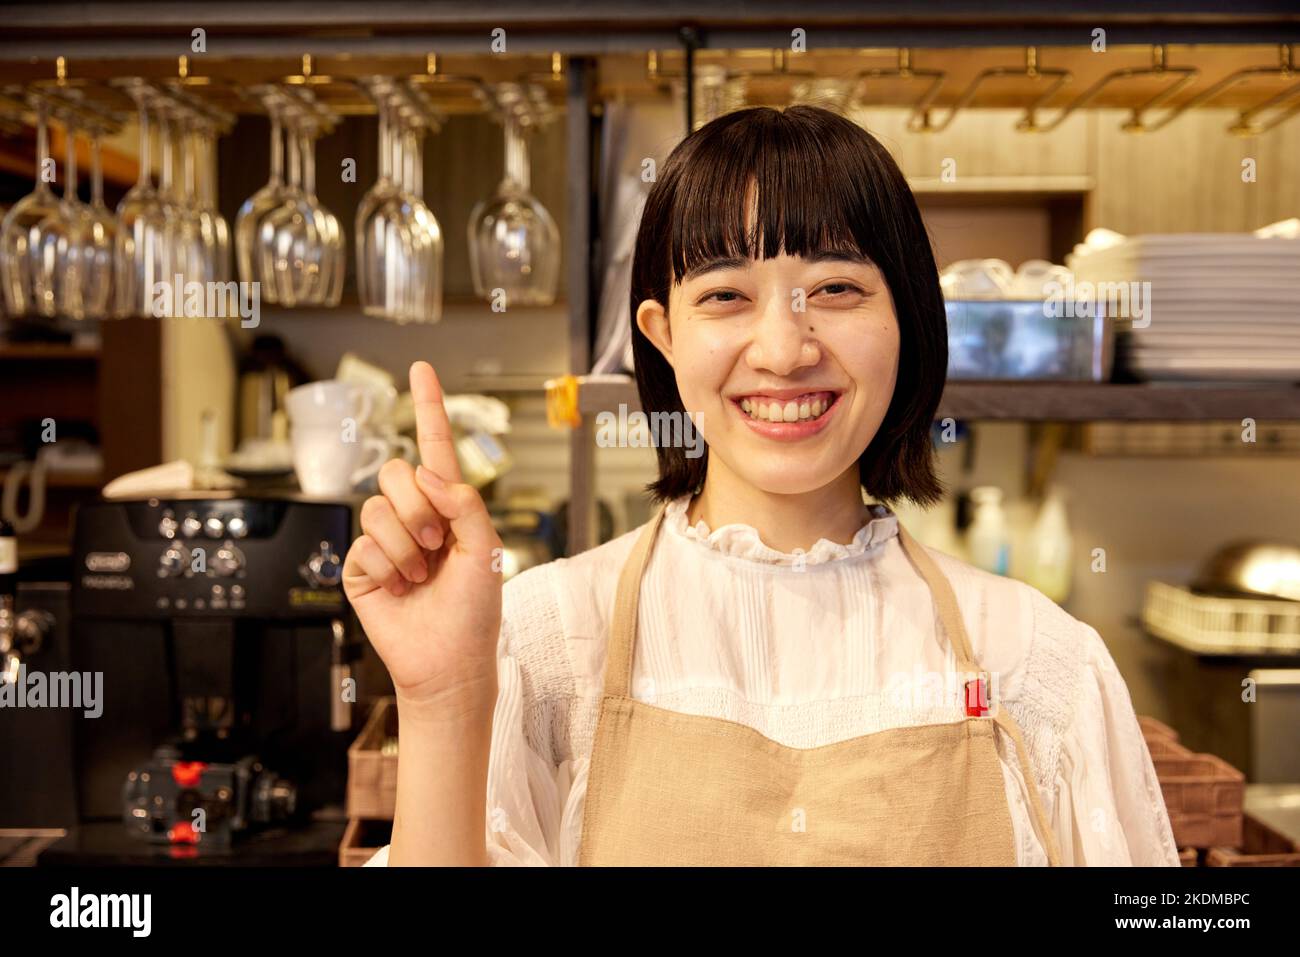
[41, 495, 359, 865]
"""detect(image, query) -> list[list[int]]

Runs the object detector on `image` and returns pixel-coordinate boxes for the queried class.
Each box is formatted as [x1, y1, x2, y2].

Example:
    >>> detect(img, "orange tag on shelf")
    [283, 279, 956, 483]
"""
[545, 375, 582, 429]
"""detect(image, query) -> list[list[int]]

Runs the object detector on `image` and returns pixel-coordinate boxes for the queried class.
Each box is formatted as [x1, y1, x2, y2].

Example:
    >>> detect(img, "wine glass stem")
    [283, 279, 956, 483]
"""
[412, 133, 423, 199]
[401, 130, 412, 193]
[270, 114, 283, 185]
[391, 109, 404, 189]
[286, 123, 301, 188]
[302, 132, 316, 197]
[184, 128, 196, 197]
[204, 134, 217, 206]
[134, 99, 152, 189]
[159, 111, 174, 197]
[34, 105, 50, 186]
[91, 135, 105, 206]
[505, 121, 529, 193]
[378, 101, 390, 182]
[63, 120, 77, 201]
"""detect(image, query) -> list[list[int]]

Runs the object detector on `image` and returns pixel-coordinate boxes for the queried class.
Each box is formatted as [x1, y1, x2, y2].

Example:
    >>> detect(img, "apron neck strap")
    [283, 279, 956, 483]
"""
[894, 523, 979, 675]
[605, 502, 669, 698]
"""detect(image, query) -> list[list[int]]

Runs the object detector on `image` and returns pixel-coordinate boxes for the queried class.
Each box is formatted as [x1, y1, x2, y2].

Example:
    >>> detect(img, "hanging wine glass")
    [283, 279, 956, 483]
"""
[33, 108, 94, 320]
[354, 79, 443, 322]
[235, 89, 288, 303]
[0, 96, 61, 318]
[192, 121, 230, 281]
[355, 79, 407, 318]
[469, 88, 559, 307]
[179, 114, 212, 284]
[155, 101, 204, 291]
[257, 102, 323, 306]
[402, 114, 443, 323]
[114, 85, 171, 317]
[299, 113, 345, 306]
[81, 121, 118, 319]
[192, 120, 233, 313]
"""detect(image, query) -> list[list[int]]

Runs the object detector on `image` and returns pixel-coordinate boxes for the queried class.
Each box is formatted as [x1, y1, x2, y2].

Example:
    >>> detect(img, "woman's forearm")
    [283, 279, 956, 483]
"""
[388, 684, 496, 866]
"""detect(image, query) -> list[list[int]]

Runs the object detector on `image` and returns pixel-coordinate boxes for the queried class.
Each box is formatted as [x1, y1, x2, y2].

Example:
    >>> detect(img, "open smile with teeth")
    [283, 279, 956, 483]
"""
[738, 391, 838, 423]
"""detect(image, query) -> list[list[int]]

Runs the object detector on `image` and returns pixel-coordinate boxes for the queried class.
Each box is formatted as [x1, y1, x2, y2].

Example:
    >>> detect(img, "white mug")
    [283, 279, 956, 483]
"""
[291, 425, 388, 497]
[286, 380, 374, 432]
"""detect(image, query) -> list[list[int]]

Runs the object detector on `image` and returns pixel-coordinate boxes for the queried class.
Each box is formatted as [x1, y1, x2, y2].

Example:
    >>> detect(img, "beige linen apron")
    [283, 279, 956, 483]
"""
[578, 504, 1063, 867]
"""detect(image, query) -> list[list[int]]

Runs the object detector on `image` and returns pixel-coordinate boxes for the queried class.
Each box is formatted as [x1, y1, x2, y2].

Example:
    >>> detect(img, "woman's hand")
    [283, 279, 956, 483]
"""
[343, 361, 504, 716]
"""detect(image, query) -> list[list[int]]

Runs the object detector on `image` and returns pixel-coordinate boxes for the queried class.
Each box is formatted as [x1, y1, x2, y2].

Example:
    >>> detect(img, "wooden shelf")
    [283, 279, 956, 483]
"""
[936, 381, 1300, 422]
[0, 469, 103, 489]
[0, 343, 99, 361]
[255, 296, 566, 321]
[572, 375, 1300, 423]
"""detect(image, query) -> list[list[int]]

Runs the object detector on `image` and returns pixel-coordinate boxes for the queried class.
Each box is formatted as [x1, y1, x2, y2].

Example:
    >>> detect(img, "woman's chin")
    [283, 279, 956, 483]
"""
[721, 463, 848, 498]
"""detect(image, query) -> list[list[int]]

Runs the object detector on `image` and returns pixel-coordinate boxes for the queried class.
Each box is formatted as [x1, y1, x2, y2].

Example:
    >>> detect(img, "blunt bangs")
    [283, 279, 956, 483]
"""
[667, 107, 898, 286]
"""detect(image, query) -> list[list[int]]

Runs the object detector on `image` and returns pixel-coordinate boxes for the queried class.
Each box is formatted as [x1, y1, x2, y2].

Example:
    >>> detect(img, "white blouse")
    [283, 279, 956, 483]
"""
[366, 496, 1180, 867]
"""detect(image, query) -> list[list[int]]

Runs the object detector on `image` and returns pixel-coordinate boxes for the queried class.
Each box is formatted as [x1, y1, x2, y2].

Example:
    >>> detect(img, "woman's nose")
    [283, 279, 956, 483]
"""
[745, 292, 821, 375]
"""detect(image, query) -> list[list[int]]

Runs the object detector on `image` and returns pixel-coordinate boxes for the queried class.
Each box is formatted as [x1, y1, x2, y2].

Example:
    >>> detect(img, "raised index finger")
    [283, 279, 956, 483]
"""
[409, 361, 463, 482]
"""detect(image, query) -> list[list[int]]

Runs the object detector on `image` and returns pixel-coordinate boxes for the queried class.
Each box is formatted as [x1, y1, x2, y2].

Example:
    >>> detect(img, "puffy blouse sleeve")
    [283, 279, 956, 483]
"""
[364, 566, 568, 866]
[1049, 625, 1181, 866]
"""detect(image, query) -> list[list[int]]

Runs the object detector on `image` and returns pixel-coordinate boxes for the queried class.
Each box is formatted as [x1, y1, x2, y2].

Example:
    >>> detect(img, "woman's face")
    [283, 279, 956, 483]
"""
[637, 250, 901, 497]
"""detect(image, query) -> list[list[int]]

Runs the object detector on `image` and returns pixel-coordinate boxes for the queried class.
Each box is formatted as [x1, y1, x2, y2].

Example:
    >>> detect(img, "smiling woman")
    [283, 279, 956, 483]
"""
[348, 105, 1180, 868]
[631, 105, 947, 507]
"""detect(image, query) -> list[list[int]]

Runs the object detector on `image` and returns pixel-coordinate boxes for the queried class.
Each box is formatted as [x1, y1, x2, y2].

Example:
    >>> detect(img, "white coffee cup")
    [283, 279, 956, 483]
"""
[286, 380, 374, 432]
[291, 425, 389, 497]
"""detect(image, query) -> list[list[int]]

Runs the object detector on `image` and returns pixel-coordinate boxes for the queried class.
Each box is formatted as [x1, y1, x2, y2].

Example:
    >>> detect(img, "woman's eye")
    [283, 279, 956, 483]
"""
[698, 290, 743, 304]
[815, 282, 866, 298]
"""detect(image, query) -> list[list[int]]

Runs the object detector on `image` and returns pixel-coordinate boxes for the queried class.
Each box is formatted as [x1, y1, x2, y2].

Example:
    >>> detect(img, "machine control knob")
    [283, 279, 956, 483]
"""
[158, 512, 179, 539]
[212, 544, 246, 578]
[158, 543, 190, 577]
[304, 542, 343, 588]
[204, 515, 225, 539]
[181, 514, 202, 539]
[226, 515, 249, 539]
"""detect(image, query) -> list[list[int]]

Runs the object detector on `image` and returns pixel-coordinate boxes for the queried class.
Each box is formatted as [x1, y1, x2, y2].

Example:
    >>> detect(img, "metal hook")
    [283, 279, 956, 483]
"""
[1127, 44, 1298, 133]
[1019, 45, 1198, 133]
[849, 49, 947, 118]
[910, 46, 1072, 133]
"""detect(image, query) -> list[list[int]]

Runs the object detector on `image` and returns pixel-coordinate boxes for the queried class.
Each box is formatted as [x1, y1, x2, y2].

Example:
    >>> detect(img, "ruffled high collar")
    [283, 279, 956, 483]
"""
[662, 495, 898, 567]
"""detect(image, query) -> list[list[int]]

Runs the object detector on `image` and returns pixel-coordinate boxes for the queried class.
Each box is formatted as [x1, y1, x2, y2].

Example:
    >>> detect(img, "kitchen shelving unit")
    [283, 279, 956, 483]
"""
[2, 3, 1299, 552]
[563, 375, 1300, 423]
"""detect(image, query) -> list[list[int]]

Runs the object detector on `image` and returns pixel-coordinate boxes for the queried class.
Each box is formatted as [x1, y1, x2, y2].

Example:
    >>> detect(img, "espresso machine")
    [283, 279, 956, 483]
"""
[32, 495, 361, 865]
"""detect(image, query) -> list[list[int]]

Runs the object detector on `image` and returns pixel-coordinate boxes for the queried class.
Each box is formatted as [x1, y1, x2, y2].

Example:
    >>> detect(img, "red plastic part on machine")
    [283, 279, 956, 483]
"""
[171, 761, 207, 789]
[168, 821, 200, 845]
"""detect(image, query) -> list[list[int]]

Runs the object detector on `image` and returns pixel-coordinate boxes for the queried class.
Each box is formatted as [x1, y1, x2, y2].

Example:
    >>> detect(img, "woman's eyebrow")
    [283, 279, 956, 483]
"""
[682, 256, 749, 282]
[809, 249, 873, 266]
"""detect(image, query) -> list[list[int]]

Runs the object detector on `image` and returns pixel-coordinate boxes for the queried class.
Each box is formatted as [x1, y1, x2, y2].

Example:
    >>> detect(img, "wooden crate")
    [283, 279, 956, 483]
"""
[1137, 715, 1180, 742]
[339, 818, 393, 868]
[1153, 752, 1245, 849]
[1206, 815, 1300, 867]
[1145, 736, 1191, 759]
[347, 696, 398, 820]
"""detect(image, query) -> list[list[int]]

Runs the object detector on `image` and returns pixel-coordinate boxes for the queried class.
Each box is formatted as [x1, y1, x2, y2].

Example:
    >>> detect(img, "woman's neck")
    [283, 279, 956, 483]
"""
[686, 463, 868, 554]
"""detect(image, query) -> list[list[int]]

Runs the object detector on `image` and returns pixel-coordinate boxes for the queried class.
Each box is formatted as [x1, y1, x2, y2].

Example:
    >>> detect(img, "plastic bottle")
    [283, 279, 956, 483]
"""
[1027, 485, 1074, 603]
[967, 486, 1011, 576]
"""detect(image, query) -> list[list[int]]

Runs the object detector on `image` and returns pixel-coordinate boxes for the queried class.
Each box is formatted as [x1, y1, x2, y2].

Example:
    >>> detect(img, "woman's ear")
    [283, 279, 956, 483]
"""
[636, 299, 673, 368]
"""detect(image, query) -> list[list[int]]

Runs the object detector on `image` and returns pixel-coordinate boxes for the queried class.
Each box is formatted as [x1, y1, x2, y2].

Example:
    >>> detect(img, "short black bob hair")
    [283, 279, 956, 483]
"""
[630, 105, 947, 507]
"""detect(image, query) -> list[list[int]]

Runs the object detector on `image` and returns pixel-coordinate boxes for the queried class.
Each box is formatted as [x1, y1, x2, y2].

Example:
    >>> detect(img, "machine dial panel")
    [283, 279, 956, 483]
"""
[73, 498, 354, 620]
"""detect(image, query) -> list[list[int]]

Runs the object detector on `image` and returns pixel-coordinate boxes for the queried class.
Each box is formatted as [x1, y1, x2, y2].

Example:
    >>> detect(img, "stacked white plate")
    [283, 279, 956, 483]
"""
[1068, 234, 1300, 382]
